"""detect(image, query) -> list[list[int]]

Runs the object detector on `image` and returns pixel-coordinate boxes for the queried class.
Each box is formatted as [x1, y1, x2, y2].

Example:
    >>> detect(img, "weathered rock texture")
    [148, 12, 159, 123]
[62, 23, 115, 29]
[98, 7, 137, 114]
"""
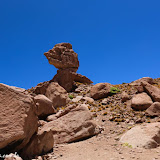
[20, 127, 54, 159]
[131, 92, 153, 110]
[120, 122, 160, 149]
[41, 104, 98, 144]
[145, 102, 160, 117]
[131, 77, 155, 93]
[44, 43, 92, 92]
[90, 83, 111, 100]
[142, 81, 160, 102]
[34, 94, 56, 117]
[45, 82, 69, 108]
[0, 83, 38, 153]
[44, 43, 79, 71]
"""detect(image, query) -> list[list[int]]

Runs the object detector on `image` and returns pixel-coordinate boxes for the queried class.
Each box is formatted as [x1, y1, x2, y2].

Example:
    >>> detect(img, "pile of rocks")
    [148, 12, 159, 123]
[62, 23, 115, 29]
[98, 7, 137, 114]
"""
[1, 42, 160, 159]
[0, 43, 98, 159]
[44, 43, 92, 92]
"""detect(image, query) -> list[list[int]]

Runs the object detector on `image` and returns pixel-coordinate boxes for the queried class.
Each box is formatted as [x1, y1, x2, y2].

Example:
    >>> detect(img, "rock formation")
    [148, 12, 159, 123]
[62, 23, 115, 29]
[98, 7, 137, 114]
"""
[44, 42, 93, 92]
[0, 83, 38, 154]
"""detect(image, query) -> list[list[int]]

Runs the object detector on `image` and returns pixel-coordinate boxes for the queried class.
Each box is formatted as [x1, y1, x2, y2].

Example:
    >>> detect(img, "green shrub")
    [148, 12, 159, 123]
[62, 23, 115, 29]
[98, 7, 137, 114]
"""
[109, 87, 120, 95]
[68, 94, 74, 99]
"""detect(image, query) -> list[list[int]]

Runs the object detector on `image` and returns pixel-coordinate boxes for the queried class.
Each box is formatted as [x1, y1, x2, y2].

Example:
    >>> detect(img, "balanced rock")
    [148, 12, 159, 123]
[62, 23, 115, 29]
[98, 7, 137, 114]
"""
[120, 122, 160, 149]
[90, 83, 111, 100]
[146, 102, 160, 117]
[44, 43, 79, 71]
[45, 82, 69, 108]
[42, 104, 98, 144]
[142, 81, 160, 102]
[0, 83, 38, 153]
[34, 94, 56, 117]
[44, 43, 92, 92]
[131, 92, 153, 110]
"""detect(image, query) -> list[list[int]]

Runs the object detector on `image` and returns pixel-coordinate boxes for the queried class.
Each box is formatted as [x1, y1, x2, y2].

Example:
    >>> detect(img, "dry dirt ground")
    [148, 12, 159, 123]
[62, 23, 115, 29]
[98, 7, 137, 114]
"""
[42, 120, 160, 160]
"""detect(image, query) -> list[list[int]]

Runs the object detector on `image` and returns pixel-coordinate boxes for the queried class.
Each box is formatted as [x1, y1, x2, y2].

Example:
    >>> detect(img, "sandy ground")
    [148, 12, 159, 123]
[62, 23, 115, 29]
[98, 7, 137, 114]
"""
[43, 120, 160, 160]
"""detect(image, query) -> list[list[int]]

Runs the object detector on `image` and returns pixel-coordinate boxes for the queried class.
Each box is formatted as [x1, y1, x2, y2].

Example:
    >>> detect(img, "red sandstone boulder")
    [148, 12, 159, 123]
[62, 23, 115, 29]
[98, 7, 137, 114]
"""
[44, 43, 79, 71]
[20, 127, 54, 159]
[145, 102, 160, 117]
[142, 81, 160, 102]
[120, 122, 160, 149]
[0, 83, 38, 153]
[90, 83, 111, 100]
[42, 104, 99, 144]
[34, 94, 56, 117]
[45, 82, 69, 108]
[131, 92, 153, 110]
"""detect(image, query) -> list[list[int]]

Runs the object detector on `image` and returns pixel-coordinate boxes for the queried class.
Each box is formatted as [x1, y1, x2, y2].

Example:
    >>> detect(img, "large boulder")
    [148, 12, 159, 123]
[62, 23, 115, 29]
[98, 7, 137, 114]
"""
[90, 83, 111, 100]
[120, 122, 160, 149]
[44, 43, 79, 71]
[20, 127, 54, 159]
[131, 92, 153, 110]
[0, 83, 38, 153]
[131, 77, 155, 93]
[42, 104, 98, 144]
[131, 77, 154, 86]
[145, 102, 160, 117]
[34, 94, 56, 117]
[45, 82, 69, 109]
[142, 81, 160, 102]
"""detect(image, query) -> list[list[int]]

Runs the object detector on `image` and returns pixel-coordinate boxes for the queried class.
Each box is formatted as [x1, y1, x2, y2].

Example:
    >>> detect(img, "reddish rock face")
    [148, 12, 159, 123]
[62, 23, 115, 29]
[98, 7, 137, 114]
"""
[41, 104, 98, 144]
[141, 81, 160, 102]
[45, 82, 69, 109]
[131, 92, 153, 110]
[120, 122, 160, 149]
[0, 83, 38, 153]
[90, 83, 111, 100]
[20, 127, 54, 159]
[145, 102, 160, 117]
[34, 94, 56, 117]
[44, 43, 79, 71]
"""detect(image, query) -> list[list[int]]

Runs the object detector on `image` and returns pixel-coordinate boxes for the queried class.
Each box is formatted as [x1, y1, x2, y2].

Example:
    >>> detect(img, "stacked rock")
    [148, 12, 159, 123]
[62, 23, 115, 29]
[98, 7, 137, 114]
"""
[44, 43, 92, 92]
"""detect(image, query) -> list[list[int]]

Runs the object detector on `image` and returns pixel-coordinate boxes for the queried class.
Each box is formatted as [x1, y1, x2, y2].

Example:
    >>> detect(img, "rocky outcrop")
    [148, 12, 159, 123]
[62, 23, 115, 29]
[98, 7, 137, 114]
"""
[44, 43, 79, 71]
[0, 83, 38, 153]
[131, 92, 153, 110]
[90, 83, 111, 100]
[145, 102, 160, 117]
[42, 104, 98, 144]
[120, 122, 160, 149]
[44, 43, 92, 92]
[131, 77, 155, 93]
[142, 81, 160, 102]
[45, 82, 69, 109]
[20, 127, 54, 159]
[34, 94, 56, 117]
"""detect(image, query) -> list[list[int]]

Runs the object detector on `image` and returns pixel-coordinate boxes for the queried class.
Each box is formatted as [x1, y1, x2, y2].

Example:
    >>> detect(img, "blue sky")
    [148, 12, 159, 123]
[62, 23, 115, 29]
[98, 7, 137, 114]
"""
[0, 0, 160, 89]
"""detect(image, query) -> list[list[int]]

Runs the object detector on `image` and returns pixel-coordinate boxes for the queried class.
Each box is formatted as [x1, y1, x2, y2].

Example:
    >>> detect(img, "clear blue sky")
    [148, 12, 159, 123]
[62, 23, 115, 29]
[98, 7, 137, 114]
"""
[0, 0, 160, 89]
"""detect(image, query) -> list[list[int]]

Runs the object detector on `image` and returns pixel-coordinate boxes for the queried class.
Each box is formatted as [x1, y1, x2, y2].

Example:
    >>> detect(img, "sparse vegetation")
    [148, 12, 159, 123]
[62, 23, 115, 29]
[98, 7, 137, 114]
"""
[109, 87, 120, 95]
